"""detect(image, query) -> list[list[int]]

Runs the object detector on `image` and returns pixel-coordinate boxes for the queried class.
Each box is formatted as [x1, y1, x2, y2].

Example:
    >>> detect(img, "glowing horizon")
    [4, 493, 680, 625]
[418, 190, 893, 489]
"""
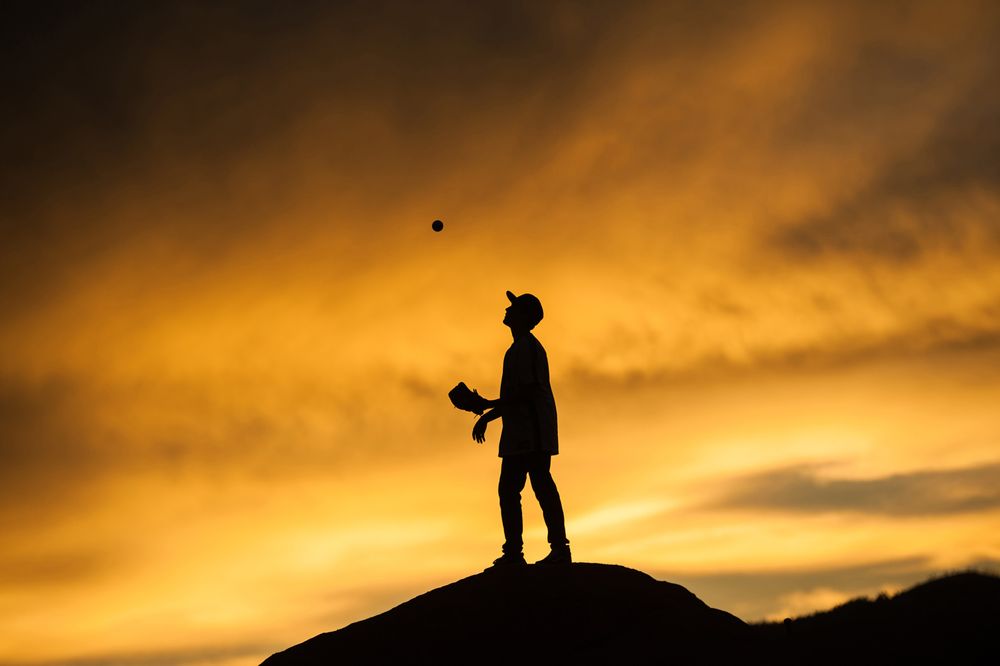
[2, 2, 1000, 664]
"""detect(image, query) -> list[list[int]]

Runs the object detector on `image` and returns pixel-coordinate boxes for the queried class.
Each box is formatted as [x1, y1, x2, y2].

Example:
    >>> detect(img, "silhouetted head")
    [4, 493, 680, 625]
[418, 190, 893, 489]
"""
[503, 290, 543, 331]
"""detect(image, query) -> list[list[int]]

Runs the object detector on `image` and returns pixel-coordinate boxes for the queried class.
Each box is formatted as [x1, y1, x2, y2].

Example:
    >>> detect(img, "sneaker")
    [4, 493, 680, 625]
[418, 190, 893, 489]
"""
[535, 546, 572, 565]
[485, 552, 527, 571]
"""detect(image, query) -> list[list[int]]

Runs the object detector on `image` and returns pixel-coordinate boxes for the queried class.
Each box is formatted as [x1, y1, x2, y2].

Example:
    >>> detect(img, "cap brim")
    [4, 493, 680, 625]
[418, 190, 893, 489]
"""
[506, 290, 517, 303]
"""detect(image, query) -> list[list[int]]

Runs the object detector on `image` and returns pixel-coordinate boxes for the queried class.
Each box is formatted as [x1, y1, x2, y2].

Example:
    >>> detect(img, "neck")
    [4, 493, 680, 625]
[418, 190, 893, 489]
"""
[510, 326, 530, 340]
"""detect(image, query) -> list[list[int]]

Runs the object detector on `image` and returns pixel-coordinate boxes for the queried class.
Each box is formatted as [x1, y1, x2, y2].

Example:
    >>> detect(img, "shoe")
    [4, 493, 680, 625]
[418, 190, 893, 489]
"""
[485, 552, 527, 571]
[535, 546, 572, 565]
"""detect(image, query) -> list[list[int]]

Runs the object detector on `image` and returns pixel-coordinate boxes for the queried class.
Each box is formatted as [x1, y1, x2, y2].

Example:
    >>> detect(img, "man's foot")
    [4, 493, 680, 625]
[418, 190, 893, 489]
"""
[535, 546, 572, 565]
[485, 552, 527, 571]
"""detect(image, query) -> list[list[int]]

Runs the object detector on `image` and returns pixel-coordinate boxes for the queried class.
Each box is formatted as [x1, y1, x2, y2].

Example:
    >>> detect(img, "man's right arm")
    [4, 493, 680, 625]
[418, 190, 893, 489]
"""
[479, 405, 502, 423]
[478, 379, 543, 424]
[482, 385, 535, 415]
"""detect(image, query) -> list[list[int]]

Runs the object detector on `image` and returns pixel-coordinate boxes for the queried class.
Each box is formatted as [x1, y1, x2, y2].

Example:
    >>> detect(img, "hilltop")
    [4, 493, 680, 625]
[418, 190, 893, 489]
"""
[262, 564, 1000, 665]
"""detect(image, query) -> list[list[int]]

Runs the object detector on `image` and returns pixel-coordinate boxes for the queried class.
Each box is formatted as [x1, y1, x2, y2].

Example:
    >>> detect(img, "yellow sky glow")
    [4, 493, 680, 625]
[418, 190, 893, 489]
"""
[2, 2, 1000, 664]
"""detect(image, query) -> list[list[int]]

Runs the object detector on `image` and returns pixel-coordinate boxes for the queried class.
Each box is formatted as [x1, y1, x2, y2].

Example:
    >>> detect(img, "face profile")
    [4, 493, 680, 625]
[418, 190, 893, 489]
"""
[503, 303, 526, 329]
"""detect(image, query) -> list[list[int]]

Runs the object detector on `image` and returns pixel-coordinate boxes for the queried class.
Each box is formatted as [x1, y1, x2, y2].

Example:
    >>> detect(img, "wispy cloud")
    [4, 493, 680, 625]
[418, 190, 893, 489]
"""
[709, 461, 1000, 516]
[2, 1, 1000, 663]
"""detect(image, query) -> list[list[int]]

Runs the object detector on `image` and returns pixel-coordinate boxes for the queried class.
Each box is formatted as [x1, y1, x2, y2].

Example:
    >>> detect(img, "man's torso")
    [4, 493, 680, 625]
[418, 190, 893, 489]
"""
[498, 333, 558, 457]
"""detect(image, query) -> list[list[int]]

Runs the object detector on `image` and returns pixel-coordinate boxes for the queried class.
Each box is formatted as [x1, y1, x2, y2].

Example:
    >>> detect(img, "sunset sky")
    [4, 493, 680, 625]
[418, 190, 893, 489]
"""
[2, 1, 1000, 664]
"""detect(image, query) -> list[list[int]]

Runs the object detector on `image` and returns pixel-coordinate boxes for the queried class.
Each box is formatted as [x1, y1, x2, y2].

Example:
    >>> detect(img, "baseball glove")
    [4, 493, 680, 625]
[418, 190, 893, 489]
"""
[449, 382, 490, 415]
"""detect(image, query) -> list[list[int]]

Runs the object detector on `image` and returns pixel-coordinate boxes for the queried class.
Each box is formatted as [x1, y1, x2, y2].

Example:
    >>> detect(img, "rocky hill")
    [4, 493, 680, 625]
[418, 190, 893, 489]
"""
[262, 564, 999, 665]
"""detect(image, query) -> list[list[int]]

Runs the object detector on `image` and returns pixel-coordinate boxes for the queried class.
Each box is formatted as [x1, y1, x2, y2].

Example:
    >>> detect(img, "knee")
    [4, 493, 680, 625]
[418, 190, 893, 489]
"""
[529, 468, 555, 489]
[498, 478, 521, 502]
[530, 475, 558, 498]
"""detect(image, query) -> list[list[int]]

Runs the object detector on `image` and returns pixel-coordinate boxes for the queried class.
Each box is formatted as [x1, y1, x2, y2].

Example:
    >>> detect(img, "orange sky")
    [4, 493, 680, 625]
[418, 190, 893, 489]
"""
[2, 2, 1000, 664]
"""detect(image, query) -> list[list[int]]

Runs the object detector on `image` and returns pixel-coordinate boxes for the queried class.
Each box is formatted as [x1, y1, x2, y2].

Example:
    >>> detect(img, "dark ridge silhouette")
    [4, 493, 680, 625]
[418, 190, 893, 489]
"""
[261, 565, 1000, 665]
[758, 570, 1000, 664]
[261, 563, 749, 665]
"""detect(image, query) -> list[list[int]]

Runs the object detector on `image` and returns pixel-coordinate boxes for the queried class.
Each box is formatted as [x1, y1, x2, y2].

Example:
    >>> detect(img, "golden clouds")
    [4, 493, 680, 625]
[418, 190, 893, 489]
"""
[2, 1, 1000, 664]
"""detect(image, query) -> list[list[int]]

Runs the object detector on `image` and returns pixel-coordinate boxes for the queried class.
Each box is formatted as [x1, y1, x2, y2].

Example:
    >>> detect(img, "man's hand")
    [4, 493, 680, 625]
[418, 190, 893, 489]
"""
[472, 416, 488, 444]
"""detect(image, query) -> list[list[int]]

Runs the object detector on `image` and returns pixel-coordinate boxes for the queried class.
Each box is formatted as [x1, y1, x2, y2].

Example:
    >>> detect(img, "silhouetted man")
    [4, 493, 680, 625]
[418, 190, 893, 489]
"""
[472, 290, 571, 568]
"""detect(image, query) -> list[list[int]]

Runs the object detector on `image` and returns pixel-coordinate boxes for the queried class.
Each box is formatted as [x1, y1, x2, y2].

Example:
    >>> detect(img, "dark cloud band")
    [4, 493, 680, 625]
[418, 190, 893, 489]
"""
[710, 461, 1000, 516]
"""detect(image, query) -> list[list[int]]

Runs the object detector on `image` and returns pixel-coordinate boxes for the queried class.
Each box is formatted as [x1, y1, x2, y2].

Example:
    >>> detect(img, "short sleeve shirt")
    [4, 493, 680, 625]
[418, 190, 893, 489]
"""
[498, 333, 559, 457]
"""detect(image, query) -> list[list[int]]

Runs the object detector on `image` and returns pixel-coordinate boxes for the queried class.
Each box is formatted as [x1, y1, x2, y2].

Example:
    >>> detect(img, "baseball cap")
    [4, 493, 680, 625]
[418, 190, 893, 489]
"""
[506, 290, 544, 328]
